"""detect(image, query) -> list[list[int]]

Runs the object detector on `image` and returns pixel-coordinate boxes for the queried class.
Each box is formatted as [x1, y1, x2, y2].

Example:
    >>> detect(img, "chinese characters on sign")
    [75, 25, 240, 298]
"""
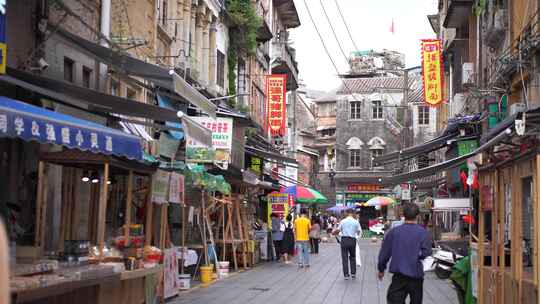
[266, 74, 286, 137]
[421, 39, 443, 105]
[186, 117, 233, 163]
[267, 193, 290, 225]
[168, 172, 185, 205]
[151, 170, 171, 204]
[0, 0, 6, 74]
[346, 184, 381, 192]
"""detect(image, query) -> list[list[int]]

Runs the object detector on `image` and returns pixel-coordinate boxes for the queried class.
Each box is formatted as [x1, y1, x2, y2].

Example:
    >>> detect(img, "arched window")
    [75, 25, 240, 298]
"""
[346, 137, 363, 167]
[346, 137, 363, 150]
[367, 137, 386, 149]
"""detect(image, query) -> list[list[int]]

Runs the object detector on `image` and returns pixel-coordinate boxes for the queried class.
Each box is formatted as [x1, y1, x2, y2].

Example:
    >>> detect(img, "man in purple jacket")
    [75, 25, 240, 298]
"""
[377, 203, 432, 304]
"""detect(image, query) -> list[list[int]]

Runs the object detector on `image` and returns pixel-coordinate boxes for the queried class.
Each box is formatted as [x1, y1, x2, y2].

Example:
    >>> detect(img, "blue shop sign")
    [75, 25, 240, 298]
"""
[0, 96, 143, 160]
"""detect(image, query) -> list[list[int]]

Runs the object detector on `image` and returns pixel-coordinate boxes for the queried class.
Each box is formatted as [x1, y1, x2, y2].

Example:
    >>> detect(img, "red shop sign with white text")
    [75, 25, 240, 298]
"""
[266, 74, 287, 137]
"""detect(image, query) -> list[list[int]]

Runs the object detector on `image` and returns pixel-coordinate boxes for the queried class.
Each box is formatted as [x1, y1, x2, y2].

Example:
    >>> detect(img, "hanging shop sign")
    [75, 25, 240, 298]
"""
[245, 154, 263, 177]
[158, 132, 181, 159]
[168, 172, 185, 205]
[163, 248, 180, 298]
[346, 184, 381, 192]
[266, 74, 287, 137]
[345, 193, 378, 203]
[186, 117, 233, 164]
[267, 193, 289, 225]
[0, 0, 6, 75]
[420, 39, 443, 105]
[0, 96, 143, 160]
[152, 169, 171, 204]
[480, 185, 493, 211]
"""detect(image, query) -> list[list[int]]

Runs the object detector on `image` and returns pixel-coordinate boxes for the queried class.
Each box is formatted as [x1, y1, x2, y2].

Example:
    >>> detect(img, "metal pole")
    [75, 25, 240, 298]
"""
[402, 69, 409, 147]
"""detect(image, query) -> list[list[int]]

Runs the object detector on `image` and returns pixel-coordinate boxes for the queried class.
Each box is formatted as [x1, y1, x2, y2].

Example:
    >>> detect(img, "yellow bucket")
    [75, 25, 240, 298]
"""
[200, 265, 214, 284]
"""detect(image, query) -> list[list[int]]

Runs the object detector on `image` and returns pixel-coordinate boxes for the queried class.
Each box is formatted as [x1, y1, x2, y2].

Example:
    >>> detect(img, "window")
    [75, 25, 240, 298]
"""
[126, 87, 137, 100]
[350, 149, 361, 167]
[159, 0, 168, 27]
[63, 57, 74, 83]
[371, 149, 383, 168]
[350, 101, 361, 119]
[372, 100, 383, 119]
[82, 66, 92, 88]
[321, 128, 335, 137]
[110, 79, 120, 96]
[216, 50, 225, 88]
[418, 106, 430, 125]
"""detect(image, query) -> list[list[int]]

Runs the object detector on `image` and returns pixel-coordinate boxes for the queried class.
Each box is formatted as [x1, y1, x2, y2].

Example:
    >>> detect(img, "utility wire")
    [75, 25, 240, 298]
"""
[319, 0, 349, 66]
[333, 0, 360, 53]
[301, 0, 356, 97]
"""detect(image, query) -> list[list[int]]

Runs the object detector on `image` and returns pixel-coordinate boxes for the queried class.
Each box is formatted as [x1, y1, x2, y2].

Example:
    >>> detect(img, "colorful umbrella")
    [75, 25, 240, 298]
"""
[363, 196, 396, 207]
[281, 185, 328, 204]
[326, 205, 351, 213]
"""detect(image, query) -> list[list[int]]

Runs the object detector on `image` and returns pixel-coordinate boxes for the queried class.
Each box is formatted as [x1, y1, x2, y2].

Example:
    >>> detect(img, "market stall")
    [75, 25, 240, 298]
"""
[0, 97, 165, 304]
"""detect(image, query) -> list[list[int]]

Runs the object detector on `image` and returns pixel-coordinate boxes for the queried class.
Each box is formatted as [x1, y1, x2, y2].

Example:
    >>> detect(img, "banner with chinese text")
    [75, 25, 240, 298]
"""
[0, 1, 6, 74]
[152, 169, 170, 204]
[421, 39, 443, 105]
[266, 74, 287, 137]
[168, 172, 185, 205]
[186, 117, 233, 163]
[267, 193, 290, 225]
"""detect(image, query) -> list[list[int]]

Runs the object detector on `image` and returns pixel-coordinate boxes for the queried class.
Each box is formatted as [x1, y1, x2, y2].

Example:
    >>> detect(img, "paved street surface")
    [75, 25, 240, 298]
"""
[170, 239, 458, 304]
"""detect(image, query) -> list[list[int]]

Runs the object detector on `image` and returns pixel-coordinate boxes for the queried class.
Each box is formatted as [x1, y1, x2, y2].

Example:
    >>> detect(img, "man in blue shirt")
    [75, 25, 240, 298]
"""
[334, 209, 361, 280]
[378, 203, 432, 304]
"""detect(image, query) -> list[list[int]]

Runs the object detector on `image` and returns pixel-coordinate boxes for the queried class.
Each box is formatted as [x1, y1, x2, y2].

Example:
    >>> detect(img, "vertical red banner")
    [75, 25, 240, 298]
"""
[420, 39, 444, 106]
[266, 74, 287, 137]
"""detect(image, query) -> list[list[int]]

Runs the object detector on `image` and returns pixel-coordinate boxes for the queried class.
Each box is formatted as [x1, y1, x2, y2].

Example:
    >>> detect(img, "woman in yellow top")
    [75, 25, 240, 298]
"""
[294, 209, 311, 268]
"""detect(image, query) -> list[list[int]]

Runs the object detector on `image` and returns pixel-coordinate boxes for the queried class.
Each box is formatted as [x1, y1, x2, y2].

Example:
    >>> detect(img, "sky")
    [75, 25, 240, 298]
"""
[289, 0, 439, 92]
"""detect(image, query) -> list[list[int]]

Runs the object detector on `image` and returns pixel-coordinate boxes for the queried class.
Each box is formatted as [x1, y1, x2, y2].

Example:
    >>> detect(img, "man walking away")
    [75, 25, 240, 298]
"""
[378, 203, 432, 304]
[334, 209, 361, 280]
[294, 209, 311, 268]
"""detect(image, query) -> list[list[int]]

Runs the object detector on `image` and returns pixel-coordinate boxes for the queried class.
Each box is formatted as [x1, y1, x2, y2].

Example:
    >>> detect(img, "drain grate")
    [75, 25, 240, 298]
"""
[249, 287, 270, 292]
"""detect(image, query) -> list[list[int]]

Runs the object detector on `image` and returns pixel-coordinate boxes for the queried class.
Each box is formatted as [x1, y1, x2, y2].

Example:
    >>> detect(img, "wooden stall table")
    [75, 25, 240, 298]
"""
[97, 265, 163, 304]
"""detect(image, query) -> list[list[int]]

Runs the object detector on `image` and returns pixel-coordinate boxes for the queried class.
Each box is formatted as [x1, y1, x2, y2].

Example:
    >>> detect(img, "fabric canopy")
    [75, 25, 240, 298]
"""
[281, 185, 328, 204]
[0, 96, 143, 160]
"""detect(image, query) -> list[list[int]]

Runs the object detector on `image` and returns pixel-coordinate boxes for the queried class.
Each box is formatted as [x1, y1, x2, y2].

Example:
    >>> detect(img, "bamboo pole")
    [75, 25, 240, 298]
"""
[145, 180, 154, 246]
[181, 204, 186, 274]
[221, 204, 226, 261]
[498, 169, 506, 304]
[535, 155, 540, 304]
[124, 171, 134, 246]
[97, 163, 110, 259]
[478, 185, 485, 304]
[201, 190, 209, 265]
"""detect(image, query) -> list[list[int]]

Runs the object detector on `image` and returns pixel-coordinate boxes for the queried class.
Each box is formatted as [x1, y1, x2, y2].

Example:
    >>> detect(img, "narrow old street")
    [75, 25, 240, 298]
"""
[170, 240, 458, 304]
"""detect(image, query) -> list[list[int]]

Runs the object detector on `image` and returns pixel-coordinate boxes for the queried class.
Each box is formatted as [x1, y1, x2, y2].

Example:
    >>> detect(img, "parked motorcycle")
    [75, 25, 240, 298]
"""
[432, 244, 464, 279]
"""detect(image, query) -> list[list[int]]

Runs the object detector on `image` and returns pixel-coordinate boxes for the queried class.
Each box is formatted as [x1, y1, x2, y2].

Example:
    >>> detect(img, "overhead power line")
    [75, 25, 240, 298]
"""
[333, 0, 360, 53]
[301, 0, 355, 96]
[319, 0, 349, 66]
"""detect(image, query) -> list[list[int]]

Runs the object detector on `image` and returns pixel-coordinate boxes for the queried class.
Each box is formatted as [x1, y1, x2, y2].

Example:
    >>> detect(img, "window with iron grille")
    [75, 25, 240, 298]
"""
[418, 106, 430, 125]
[349, 149, 361, 167]
[350, 101, 361, 119]
[82, 66, 92, 88]
[372, 100, 383, 119]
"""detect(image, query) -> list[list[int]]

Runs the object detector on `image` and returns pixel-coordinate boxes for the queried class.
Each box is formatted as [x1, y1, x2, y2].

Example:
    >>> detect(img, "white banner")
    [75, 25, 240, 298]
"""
[168, 172, 185, 204]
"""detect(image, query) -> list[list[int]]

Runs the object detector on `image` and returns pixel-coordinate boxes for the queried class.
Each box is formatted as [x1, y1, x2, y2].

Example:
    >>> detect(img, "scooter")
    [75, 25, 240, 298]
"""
[432, 244, 463, 279]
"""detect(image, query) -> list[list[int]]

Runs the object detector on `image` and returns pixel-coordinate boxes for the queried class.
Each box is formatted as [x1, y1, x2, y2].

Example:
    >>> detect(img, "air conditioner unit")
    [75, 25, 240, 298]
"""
[510, 103, 527, 116]
[462, 62, 475, 86]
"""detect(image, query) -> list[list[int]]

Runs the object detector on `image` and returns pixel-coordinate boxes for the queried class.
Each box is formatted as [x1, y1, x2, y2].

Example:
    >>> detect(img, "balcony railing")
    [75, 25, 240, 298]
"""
[272, 42, 299, 90]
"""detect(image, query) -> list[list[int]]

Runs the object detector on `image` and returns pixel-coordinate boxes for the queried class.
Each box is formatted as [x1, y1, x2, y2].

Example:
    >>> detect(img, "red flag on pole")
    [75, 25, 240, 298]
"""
[389, 19, 395, 34]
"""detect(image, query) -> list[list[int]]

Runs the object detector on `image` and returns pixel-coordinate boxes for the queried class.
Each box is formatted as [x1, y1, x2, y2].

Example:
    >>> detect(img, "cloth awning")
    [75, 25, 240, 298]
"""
[57, 28, 217, 119]
[0, 68, 212, 146]
[389, 126, 511, 184]
[0, 96, 143, 160]
[375, 132, 457, 164]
